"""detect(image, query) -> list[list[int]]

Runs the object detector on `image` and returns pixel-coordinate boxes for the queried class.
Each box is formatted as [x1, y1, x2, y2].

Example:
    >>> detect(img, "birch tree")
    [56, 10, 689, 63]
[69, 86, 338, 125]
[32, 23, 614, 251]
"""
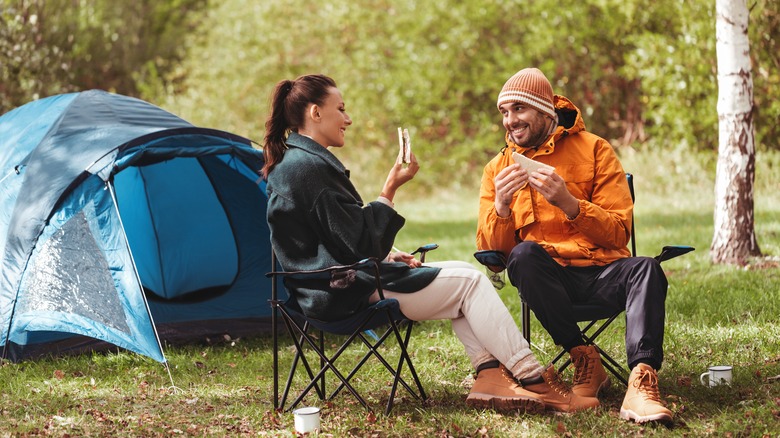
[711, 0, 761, 265]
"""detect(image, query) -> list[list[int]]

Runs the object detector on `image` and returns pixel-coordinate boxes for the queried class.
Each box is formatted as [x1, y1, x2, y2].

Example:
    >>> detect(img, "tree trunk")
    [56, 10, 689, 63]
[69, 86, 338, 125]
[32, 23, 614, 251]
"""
[711, 0, 761, 265]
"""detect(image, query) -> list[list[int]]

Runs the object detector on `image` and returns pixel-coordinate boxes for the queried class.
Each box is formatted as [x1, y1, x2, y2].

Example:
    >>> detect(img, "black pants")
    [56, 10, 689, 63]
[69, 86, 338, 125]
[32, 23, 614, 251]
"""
[506, 241, 668, 370]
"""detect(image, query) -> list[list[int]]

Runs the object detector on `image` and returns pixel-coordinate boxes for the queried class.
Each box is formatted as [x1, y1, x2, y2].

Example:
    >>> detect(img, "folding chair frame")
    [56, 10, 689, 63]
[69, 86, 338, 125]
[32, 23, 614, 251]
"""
[269, 253, 428, 415]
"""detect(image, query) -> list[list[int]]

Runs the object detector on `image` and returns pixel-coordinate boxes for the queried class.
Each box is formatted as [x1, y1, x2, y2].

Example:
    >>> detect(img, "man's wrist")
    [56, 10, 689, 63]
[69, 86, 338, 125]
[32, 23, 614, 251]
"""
[565, 199, 581, 220]
[495, 202, 511, 218]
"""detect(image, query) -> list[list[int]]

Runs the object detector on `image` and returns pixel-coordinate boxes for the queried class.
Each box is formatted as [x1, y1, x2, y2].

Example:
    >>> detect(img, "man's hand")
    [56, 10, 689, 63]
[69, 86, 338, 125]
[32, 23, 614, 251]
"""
[387, 251, 422, 268]
[528, 168, 580, 218]
[494, 163, 527, 218]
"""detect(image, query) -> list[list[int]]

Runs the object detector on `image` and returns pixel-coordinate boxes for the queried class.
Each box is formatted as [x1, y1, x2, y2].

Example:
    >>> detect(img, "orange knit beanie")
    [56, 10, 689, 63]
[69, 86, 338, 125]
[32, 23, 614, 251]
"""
[496, 68, 555, 118]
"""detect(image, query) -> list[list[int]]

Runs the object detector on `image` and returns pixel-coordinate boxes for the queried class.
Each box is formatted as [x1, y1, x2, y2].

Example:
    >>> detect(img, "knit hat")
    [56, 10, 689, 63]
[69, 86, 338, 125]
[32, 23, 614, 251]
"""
[496, 68, 555, 118]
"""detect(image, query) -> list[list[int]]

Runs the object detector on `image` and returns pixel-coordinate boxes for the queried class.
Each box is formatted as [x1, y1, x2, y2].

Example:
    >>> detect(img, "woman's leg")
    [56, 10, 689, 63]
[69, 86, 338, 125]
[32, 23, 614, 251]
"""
[372, 264, 543, 379]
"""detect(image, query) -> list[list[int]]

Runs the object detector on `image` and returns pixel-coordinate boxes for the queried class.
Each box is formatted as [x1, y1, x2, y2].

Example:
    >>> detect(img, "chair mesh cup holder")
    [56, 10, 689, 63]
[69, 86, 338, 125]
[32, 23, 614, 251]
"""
[473, 250, 508, 290]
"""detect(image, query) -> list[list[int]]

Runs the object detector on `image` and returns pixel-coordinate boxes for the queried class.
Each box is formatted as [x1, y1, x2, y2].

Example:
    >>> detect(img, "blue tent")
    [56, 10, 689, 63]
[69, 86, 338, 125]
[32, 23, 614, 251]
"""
[0, 90, 271, 363]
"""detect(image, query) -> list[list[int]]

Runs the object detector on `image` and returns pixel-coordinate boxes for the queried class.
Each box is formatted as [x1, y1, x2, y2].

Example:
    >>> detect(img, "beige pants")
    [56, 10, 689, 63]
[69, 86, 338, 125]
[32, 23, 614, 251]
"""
[370, 261, 543, 380]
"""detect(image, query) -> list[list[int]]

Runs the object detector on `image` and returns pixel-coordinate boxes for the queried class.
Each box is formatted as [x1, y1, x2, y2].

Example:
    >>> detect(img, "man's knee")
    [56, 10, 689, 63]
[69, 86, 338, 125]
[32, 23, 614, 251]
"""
[506, 242, 550, 299]
[508, 241, 545, 265]
[628, 256, 669, 299]
[636, 257, 667, 280]
[507, 241, 552, 278]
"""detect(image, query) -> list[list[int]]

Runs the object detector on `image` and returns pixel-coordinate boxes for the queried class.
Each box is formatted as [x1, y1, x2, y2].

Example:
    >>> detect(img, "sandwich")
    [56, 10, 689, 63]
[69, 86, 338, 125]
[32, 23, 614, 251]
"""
[398, 127, 412, 164]
[512, 151, 554, 174]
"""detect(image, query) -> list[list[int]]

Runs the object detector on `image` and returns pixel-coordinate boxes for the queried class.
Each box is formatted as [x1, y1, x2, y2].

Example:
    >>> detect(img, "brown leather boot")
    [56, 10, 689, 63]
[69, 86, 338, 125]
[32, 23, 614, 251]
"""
[522, 365, 600, 413]
[570, 345, 610, 397]
[466, 366, 545, 413]
[619, 363, 673, 424]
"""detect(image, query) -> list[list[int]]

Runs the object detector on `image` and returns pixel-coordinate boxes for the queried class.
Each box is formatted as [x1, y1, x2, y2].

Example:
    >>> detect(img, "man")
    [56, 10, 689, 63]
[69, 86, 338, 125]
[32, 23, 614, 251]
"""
[476, 67, 673, 424]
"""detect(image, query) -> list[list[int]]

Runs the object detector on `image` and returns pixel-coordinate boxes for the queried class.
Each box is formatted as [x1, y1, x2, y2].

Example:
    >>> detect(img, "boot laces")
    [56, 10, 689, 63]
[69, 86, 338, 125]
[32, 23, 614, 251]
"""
[633, 368, 662, 403]
[499, 366, 520, 387]
[572, 353, 592, 385]
[545, 368, 572, 396]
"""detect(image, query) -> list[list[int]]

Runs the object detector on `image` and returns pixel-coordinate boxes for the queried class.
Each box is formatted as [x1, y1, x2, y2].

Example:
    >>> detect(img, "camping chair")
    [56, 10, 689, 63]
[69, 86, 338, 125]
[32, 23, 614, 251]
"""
[474, 173, 694, 385]
[268, 244, 438, 415]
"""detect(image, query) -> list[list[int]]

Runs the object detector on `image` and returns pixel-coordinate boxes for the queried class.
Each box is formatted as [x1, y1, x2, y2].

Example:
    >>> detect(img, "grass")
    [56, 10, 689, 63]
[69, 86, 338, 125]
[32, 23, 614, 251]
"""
[2, 149, 779, 437]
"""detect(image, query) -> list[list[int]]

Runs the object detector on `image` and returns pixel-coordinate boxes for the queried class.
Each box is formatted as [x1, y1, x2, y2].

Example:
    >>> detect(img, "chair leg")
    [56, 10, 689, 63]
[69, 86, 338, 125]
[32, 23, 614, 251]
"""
[289, 333, 372, 411]
[276, 306, 426, 414]
[384, 318, 428, 415]
[579, 315, 629, 385]
[398, 320, 427, 401]
[318, 329, 325, 399]
[597, 353, 629, 386]
[330, 322, 423, 407]
[280, 317, 316, 410]
[289, 311, 384, 411]
[278, 311, 330, 411]
[272, 301, 279, 410]
[322, 314, 426, 414]
[551, 316, 629, 386]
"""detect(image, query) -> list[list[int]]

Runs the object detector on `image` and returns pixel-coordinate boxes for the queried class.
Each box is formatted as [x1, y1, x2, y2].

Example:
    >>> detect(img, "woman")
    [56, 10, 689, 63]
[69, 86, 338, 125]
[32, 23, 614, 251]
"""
[262, 74, 597, 413]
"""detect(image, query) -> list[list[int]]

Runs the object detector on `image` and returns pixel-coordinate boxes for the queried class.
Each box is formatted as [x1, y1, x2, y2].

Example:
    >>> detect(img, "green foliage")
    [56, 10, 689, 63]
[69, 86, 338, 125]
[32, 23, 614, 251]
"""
[751, 0, 780, 151]
[4, 0, 779, 190]
[621, 0, 718, 152]
[623, 0, 780, 153]
[159, 0, 779, 194]
[0, 0, 207, 114]
[0, 0, 76, 109]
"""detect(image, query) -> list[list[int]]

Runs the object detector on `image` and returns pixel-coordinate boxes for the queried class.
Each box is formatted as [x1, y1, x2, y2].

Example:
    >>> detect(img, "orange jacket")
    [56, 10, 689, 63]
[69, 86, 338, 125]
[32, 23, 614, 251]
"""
[477, 95, 633, 267]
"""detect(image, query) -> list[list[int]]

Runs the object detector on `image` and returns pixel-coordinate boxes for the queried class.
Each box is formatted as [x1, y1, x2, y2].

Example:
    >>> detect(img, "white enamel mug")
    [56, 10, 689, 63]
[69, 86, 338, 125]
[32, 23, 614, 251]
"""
[700, 365, 733, 387]
[293, 406, 321, 434]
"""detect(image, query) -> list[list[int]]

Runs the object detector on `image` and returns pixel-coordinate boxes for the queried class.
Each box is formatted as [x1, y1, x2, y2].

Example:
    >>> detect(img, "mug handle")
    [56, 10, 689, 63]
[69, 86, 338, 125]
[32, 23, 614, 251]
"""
[700, 372, 709, 386]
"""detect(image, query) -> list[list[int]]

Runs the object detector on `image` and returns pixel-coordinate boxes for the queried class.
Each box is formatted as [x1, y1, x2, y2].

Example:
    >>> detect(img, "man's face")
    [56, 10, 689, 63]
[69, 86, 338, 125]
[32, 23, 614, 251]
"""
[499, 102, 550, 148]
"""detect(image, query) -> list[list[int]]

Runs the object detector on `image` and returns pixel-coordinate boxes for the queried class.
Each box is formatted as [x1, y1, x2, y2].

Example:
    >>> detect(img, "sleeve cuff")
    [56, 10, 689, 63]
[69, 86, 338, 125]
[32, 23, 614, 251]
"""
[377, 196, 395, 208]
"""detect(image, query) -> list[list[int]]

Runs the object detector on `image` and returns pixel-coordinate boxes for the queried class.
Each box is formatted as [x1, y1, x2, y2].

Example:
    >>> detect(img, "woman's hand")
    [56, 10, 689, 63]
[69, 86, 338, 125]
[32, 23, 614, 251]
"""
[387, 251, 422, 268]
[380, 150, 419, 202]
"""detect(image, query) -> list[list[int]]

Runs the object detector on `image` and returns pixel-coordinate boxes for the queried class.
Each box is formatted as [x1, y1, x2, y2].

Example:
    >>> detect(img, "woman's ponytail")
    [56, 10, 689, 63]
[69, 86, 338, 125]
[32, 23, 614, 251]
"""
[262, 80, 294, 179]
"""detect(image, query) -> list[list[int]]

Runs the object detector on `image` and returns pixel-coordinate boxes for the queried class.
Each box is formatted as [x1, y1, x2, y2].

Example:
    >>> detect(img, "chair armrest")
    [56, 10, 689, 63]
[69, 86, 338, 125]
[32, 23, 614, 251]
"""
[266, 257, 387, 300]
[411, 243, 439, 263]
[265, 257, 381, 279]
[473, 250, 508, 272]
[654, 245, 695, 263]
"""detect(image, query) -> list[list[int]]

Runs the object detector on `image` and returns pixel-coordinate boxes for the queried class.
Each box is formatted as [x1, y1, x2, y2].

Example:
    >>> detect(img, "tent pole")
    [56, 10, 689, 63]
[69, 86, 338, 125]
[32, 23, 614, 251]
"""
[106, 180, 172, 379]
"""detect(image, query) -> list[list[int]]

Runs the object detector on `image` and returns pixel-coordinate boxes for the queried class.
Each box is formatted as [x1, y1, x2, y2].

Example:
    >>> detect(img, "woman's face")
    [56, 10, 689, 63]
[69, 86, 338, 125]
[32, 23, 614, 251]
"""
[315, 87, 352, 147]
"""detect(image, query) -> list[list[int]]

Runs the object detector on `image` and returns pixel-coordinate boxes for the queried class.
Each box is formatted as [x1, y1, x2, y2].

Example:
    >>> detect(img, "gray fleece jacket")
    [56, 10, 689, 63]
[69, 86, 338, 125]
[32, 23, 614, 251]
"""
[266, 132, 440, 321]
